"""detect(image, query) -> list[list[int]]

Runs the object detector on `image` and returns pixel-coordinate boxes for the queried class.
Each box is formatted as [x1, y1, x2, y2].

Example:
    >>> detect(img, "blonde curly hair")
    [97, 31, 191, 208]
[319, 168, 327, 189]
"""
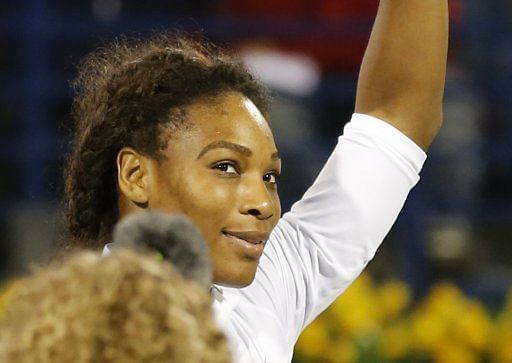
[0, 250, 231, 363]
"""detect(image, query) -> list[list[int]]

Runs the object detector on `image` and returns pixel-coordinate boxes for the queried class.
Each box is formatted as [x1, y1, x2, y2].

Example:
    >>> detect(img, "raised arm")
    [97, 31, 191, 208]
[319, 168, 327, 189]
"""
[355, 0, 449, 150]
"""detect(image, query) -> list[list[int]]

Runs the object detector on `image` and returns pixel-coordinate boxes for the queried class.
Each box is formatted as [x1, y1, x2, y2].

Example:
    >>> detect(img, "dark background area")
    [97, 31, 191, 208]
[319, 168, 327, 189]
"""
[0, 0, 511, 305]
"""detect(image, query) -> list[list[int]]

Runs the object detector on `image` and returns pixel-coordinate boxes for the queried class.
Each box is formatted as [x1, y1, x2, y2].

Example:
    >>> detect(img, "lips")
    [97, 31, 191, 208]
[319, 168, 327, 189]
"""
[221, 230, 268, 259]
[222, 230, 267, 244]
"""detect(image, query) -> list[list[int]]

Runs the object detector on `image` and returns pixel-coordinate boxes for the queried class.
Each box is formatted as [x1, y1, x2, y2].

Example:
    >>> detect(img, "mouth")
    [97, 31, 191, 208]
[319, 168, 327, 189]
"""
[222, 231, 265, 244]
[222, 230, 267, 259]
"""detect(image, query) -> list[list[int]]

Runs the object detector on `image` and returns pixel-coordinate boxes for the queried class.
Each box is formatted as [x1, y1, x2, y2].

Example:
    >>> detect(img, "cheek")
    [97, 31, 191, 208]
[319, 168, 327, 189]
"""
[184, 180, 234, 215]
[169, 172, 239, 227]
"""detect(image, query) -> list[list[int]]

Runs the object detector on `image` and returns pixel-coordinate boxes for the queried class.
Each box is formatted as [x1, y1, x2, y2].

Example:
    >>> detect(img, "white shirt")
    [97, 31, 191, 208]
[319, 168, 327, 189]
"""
[104, 113, 426, 363]
[211, 113, 426, 363]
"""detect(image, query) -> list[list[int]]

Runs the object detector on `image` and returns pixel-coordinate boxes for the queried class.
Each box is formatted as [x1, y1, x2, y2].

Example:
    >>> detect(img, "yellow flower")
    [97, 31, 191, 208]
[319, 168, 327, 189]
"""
[423, 282, 468, 320]
[324, 336, 358, 363]
[410, 281, 494, 355]
[377, 321, 411, 359]
[499, 288, 512, 325]
[491, 337, 512, 363]
[453, 300, 492, 351]
[410, 309, 449, 352]
[433, 343, 479, 363]
[328, 274, 382, 338]
[298, 276, 504, 362]
[295, 320, 330, 360]
[0, 280, 19, 321]
[377, 280, 412, 321]
[491, 305, 512, 363]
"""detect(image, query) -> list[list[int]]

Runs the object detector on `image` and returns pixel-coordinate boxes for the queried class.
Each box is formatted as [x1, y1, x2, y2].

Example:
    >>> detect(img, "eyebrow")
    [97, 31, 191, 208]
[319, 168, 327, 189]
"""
[196, 140, 280, 161]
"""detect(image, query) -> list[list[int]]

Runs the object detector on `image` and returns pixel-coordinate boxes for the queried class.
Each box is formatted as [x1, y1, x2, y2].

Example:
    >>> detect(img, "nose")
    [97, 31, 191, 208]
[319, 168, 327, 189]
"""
[239, 176, 276, 220]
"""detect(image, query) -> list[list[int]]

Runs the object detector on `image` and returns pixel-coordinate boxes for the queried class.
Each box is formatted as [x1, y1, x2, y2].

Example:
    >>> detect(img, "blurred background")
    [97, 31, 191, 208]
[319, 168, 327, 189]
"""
[0, 1, 511, 362]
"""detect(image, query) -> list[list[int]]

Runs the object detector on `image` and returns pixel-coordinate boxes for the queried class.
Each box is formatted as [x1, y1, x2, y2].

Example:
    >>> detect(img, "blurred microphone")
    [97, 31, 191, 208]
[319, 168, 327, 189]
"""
[112, 211, 212, 288]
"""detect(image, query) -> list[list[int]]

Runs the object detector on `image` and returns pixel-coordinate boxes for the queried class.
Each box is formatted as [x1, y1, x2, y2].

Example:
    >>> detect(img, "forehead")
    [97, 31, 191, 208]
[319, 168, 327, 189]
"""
[182, 92, 275, 146]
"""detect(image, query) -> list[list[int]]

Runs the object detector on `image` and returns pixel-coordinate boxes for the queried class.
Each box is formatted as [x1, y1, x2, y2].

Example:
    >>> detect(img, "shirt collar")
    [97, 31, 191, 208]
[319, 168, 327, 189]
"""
[210, 285, 225, 302]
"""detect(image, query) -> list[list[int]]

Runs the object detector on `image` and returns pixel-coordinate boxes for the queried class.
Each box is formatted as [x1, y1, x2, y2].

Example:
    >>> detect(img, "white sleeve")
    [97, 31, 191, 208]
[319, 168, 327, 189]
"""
[237, 113, 427, 347]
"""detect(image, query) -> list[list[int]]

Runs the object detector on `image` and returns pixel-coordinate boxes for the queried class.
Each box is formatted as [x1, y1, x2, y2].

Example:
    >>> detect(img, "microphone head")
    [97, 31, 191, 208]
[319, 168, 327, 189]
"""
[112, 211, 212, 288]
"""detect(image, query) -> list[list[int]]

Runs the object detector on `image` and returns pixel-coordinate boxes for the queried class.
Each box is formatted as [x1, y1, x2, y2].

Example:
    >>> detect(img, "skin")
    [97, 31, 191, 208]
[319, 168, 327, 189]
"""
[116, 0, 448, 287]
[356, 0, 448, 151]
[117, 91, 281, 287]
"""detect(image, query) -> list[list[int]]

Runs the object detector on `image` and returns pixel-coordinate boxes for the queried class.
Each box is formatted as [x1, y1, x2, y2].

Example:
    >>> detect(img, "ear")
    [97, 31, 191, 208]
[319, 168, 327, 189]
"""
[117, 147, 150, 205]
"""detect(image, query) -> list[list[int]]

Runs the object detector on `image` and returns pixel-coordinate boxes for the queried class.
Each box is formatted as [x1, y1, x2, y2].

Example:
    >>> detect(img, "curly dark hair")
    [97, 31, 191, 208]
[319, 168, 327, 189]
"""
[63, 32, 270, 248]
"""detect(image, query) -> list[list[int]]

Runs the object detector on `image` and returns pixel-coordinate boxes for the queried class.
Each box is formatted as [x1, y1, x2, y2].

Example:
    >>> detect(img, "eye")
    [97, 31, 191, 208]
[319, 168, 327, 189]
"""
[213, 161, 238, 175]
[263, 172, 280, 185]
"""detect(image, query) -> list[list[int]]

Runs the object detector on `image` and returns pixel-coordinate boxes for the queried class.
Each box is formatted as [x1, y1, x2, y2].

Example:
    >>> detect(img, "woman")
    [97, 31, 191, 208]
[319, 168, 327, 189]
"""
[64, 1, 448, 361]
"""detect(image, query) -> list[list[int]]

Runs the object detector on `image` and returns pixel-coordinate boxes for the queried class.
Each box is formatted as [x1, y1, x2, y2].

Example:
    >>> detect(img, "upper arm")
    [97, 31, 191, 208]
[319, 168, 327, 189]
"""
[246, 114, 426, 340]
[355, 0, 449, 150]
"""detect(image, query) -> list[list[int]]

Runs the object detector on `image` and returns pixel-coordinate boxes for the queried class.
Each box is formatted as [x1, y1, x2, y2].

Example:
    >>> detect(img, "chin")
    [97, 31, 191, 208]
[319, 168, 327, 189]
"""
[213, 266, 258, 288]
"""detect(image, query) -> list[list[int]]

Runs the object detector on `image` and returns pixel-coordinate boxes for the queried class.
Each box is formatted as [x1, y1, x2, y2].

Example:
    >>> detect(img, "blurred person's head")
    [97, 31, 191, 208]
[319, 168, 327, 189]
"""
[0, 249, 231, 363]
[64, 33, 281, 287]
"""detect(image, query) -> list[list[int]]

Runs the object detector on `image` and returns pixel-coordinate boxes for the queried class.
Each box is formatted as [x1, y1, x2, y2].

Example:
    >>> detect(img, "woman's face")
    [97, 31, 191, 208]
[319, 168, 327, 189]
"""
[147, 92, 281, 287]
